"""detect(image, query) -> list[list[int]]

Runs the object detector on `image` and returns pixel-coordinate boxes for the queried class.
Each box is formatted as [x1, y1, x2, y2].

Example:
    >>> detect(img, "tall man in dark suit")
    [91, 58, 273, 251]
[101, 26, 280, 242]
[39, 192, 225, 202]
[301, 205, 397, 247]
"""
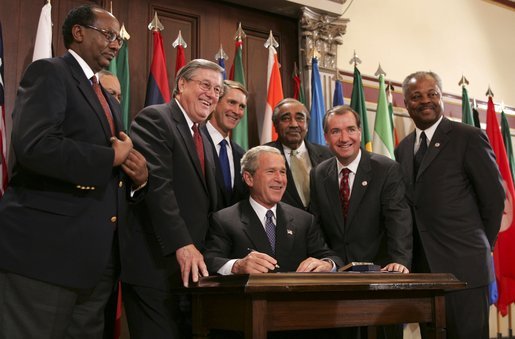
[204, 145, 342, 275]
[266, 98, 332, 210]
[311, 105, 412, 339]
[121, 59, 223, 338]
[0, 5, 147, 338]
[395, 71, 504, 339]
[201, 80, 248, 209]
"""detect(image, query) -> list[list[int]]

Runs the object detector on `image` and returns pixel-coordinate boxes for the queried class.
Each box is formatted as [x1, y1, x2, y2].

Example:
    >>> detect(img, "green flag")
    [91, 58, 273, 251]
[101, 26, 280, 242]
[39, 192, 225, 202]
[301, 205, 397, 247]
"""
[350, 67, 371, 151]
[229, 40, 248, 150]
[372, 75, 395, 159]
[461, 86, 474, 126]
[107, 42, 130, 130]
[501, 110, 515, 184]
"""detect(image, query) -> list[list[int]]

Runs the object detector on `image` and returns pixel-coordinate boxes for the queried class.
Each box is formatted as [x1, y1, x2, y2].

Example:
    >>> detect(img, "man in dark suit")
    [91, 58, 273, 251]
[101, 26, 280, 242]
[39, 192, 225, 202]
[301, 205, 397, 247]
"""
[310, 105, 412, 339]
[204, 145, 342, 275]
[395, 71, 504, 339]
[121, 59, 223, 338]
[266, 98, 332, 210]
[0, 5, 147, 338]
[201, 80, 248, 209]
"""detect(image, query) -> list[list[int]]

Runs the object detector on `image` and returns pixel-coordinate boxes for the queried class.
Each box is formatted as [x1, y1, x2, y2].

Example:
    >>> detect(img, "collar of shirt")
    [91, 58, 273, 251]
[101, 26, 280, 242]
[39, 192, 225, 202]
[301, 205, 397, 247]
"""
[249, 196, 277, 230]
[336, 149, 361, 191]
[68, 49, 95, 82]
[175, 99, 196, 136]
[282, 141, 308, 167]
[414, 115, 443, 152]
[206, 121, 231, 153]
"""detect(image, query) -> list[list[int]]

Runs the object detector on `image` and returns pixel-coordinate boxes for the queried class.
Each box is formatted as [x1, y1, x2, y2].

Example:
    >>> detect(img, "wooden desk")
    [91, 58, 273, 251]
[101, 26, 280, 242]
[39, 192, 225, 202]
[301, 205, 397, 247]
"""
[188, 273, 465, 339]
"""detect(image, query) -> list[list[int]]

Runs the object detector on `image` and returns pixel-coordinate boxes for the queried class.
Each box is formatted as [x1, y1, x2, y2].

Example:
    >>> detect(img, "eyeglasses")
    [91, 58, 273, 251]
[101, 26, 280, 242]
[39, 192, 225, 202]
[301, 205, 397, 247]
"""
[191, 79, 223, 97]
[84, 25, 123, 46]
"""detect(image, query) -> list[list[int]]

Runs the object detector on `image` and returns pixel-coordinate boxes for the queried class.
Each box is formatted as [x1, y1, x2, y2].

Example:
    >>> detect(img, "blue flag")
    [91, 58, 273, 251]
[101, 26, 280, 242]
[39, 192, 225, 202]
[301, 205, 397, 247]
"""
[307, 58, 325, 145]
[217, 58, 227, 80]
[333, 80, 344, 106]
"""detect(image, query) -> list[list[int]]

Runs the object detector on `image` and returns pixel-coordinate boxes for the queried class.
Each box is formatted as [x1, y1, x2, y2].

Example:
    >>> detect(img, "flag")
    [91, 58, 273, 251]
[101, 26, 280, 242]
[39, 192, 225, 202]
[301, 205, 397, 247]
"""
[333, 80, 344, 107]
[292, 67, 305, 105]
[0, 23, 8, 197]
[260, 44, 283, 144]
[461, 86, 474, 126]
[144, 30, 170, 106]
[486, 97, 515, 315]
[107, 26, 130, 131]
[372, 74, 394, 159]
[473, 107, 481, 128]
[229, 39, 248, 150]
[33, 1, 52, 61]
[350, 67, 371, 151]
[306, 57, 325, 145]
[501, 110, 515, 184]
[217, 58, 226, 80]
[386, 84, 399, 146]
[175, 45, 185, 78]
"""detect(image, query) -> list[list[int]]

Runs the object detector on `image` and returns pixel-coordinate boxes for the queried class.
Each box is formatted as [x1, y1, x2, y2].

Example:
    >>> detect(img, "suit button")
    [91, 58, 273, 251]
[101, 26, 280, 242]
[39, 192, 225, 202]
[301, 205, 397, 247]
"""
[119, 181, 123, 188]
[76, 185, 81, 189]
[91, 186, 96, 190]
[110, 216, 117, 223]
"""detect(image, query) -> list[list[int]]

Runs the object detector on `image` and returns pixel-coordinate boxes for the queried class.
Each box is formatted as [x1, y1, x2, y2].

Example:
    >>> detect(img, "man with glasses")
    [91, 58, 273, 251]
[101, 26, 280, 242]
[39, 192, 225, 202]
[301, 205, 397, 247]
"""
[122, 59, 223, 338]
[0, 4, 147, 338]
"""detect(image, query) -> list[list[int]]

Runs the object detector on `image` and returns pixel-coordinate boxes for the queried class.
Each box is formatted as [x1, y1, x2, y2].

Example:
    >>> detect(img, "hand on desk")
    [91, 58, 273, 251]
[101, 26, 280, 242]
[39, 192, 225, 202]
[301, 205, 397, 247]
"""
[296, 257, 333, 272]
[176, 244, 209, 287]
[381, 262, 409, 273]
[232, 251, 278, 274]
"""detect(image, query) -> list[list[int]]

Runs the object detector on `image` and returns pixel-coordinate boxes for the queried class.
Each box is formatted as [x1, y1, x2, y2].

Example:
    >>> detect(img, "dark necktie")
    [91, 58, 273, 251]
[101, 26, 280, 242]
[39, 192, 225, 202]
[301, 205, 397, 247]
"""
[339, 168, 351, 222]
[91, 76, 115, 136]
[265, 210, 276, 253]
[192, 123, 205, 176]
[414, 132, 427, 177]
[219, 139, 232, 192]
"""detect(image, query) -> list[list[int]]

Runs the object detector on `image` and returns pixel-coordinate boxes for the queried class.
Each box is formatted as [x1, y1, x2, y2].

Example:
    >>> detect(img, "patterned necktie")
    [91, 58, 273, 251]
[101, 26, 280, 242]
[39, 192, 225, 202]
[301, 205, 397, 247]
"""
[265, 210, 276, 253]
[90, 76, 115, 136]
[191, 123, 205, 176]
[339, 168, 351, 221]
[290, 150, 310, 207]
[414, 132, 427, 177]
[219, 139, 232, 191]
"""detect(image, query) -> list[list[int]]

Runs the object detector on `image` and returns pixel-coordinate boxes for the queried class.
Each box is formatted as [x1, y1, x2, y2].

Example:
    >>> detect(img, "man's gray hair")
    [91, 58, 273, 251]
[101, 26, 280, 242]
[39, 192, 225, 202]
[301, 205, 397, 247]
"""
[402, 71, 443, 97]
[173, 59, 224, 97]
[241, 146, 281, 175]
[272, 98, 309, 124]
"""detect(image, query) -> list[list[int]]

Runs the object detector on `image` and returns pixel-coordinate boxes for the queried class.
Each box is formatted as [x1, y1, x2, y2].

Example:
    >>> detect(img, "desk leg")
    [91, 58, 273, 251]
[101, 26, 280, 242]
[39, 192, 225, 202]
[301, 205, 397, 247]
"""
[192, 296, 209, 339]
[428, 295, 446, 339]
[244, 299, 267, 339]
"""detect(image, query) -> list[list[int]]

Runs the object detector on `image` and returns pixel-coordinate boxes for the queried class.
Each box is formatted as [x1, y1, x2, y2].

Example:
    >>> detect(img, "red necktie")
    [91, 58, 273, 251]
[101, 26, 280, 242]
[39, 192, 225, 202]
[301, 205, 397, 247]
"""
[192, 123, 205, 176]
[339, 168, 351, 221]
[91, 76, 116, 136]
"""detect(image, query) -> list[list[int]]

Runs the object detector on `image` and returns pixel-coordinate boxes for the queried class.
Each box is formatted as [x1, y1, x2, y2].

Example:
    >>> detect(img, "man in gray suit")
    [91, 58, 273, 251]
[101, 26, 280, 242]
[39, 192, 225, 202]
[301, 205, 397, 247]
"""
[395, 71, 504, 339]
[266, 98, 332, 210]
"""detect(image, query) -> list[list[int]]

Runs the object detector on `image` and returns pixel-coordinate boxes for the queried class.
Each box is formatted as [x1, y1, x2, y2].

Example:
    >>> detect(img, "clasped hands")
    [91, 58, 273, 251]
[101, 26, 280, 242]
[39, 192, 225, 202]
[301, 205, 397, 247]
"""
[111, 132, 148, 187]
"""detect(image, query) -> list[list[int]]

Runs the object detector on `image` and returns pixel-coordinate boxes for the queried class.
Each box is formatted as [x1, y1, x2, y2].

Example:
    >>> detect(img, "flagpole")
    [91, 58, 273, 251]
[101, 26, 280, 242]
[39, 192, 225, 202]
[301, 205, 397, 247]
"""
[498, 309, 502, 339]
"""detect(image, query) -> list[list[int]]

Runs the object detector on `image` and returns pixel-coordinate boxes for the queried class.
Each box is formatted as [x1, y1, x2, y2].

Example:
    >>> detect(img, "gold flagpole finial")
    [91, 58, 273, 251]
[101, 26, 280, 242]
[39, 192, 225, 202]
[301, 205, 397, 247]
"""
[148, 12, 164, 32]
[485, 85, 494, 98]
[349, 50, 362, 68]
[374, 63, 386, 77]
[233, 22, 246, 41]
[172, 30, 187, 48]
[458, 75, 469, 87]
[214, 44, 229, 61]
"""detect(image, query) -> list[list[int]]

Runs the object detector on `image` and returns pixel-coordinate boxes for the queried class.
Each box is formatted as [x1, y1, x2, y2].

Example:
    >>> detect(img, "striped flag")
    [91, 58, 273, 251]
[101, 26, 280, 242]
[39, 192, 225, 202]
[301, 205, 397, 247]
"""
[33, 1, 52, 61]
[0, 22, 7, 197]
[333, 80, 344, 107]
[144, 30, 170, 106]
[372, 74, 394, 159]
[292, 65, 305, 105]
[260, 37, 283, 144]
[461, 86, 474, 126]
[350, 67, 372, 151]
[306, 57, 325, 145]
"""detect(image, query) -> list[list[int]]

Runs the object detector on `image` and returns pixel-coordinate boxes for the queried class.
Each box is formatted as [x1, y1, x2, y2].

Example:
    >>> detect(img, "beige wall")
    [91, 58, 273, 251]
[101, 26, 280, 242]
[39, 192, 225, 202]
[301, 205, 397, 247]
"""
[337, 0, 515, 112]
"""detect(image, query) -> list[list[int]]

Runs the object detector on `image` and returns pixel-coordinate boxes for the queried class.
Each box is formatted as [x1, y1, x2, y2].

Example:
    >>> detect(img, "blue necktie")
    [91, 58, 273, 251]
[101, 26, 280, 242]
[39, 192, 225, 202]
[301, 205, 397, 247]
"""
[219, 139, 232, 192]
[265, 210, 276, 253]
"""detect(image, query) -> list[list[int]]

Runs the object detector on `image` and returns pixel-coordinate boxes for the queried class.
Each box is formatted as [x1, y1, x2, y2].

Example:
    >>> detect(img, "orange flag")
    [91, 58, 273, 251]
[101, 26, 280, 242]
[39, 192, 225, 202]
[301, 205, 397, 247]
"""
[261, 43, 283, 144]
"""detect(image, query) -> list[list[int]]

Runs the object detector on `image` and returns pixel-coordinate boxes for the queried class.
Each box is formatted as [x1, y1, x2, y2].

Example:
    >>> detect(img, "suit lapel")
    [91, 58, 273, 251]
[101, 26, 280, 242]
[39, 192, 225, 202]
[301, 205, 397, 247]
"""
[275, 203, 295, 259]
[276, 142, 304, 207]
[346, 150, 372, 227]
[322, 159, 345, 235]
[416, 118, 451, 181]
[240, 201, 275, 256]
[305, 141, 323, 166]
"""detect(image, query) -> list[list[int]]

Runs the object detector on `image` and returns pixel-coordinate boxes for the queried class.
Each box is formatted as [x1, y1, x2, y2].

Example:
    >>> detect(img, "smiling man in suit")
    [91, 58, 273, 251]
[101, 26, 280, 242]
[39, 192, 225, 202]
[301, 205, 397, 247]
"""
[201, 80, 248, 209]
[395, 71, 504, 339]
[0, 5, 147, 338]
[266, 98, 332, 210]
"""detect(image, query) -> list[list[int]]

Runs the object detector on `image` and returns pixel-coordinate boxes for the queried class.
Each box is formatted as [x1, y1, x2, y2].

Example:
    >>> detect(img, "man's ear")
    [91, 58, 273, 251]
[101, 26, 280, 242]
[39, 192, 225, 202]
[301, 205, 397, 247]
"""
[71, 24, 85, 43]
[242, 171, 253, 188]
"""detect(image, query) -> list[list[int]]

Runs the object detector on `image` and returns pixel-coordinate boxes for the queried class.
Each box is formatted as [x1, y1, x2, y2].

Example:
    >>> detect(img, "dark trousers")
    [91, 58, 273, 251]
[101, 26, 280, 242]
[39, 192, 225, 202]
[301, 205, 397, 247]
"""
[0, 257, 117, 339]
[122, 283, 192, 339]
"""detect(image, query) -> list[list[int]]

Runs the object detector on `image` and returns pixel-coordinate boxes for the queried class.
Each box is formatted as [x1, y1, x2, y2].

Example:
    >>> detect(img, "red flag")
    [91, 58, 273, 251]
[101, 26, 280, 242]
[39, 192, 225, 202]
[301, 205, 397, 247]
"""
[175, 45, 185, 77]
[486, 96, 515, 315]
[260, 44, 283, 144]
[144, 30, 170, 106]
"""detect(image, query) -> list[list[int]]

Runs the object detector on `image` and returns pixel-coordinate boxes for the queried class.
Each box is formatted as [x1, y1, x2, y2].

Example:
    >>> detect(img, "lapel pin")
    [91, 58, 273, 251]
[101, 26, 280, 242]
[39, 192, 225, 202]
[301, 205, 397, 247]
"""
[362, 181, 368, 186]
[435, 142, 440, 147]
[287, 229, 293, 235]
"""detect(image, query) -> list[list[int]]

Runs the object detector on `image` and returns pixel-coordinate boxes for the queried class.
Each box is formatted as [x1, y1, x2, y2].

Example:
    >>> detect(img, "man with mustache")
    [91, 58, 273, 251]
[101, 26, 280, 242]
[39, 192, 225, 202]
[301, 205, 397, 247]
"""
[266, 98, 332, 210]
[395, 71, 504, 339]
[201, 80, 248, 209]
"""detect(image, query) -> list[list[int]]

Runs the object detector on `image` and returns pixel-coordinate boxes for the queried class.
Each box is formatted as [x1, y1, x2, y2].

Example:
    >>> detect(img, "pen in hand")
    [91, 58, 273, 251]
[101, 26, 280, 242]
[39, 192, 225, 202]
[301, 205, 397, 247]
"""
[247, 248, 280, 269]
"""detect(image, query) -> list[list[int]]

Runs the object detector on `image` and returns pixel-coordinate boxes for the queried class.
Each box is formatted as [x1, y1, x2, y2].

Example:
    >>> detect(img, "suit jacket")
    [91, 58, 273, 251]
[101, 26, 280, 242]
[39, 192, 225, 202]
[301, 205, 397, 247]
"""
[310, 150, 412, 268]
[265, 140, 332, 210]
[204, 200, 343, 274]
[395, 117, 504, 288]
[200, 123, 248, 209]
[0, 52, 129, 289]
[121, 100, 218, 290]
